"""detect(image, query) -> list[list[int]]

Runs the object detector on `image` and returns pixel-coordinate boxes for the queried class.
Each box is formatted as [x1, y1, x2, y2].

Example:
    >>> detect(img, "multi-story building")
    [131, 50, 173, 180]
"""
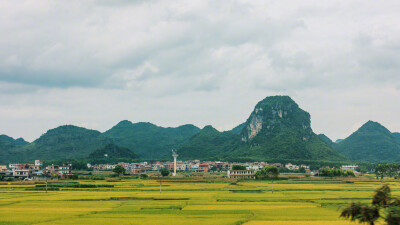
[189, 164, 199, 172]
[0, 165, 7, 171]
[198, 164, 209, 173]
[59, 164, 72, 176]
[43, 164, 71, 177]
[164, 162, 174, 171]
[8, 163, 19, 170]
[12, 163, 40, 178]
[45, 164, 59, 175]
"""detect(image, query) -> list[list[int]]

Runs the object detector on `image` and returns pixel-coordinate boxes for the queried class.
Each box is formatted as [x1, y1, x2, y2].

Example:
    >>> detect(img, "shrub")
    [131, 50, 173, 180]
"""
[140, 174, 148, 179]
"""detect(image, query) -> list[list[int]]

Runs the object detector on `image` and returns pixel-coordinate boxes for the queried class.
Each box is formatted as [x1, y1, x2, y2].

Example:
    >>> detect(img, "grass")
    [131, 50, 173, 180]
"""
[0, 176, 397, 225]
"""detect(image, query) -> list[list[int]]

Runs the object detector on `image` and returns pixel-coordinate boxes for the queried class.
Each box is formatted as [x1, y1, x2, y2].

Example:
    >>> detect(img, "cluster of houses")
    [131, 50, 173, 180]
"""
[0, 160, 72, 180]
[1, 158, 359, 180]
[89, 161, 356, 176]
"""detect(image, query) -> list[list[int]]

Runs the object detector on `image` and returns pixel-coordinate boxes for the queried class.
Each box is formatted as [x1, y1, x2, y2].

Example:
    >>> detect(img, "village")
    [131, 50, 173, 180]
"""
[0, 158, 359, 181]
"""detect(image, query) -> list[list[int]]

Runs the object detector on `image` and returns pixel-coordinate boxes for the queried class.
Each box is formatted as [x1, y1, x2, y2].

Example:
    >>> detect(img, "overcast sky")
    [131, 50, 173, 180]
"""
[0, 0, 399, 142]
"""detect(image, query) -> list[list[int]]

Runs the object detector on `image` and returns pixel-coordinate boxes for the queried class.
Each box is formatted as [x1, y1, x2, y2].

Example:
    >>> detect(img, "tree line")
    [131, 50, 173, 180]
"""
[375, 163, 400, 179]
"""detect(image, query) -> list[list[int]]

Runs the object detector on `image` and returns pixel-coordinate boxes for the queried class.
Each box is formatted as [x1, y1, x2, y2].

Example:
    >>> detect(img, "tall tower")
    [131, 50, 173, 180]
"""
[172, 150, 178, 176]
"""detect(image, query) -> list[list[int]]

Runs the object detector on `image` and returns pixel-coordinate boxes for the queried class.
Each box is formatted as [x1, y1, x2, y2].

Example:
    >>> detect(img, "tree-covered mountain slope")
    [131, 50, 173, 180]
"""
[230, 123, 246, 134]
[89, 143, 138, 160]
[0, 134, 28, 149]
[103, 120, 200, 159]
[5, 125, 113, 163]
[177, 125, 242, 160]
[318, 134, 334, 146]
[0, 135, 29, 164]
[335, 121, 400, 162]
[178, 96, 346, 162]
[234, 96, 345, 161]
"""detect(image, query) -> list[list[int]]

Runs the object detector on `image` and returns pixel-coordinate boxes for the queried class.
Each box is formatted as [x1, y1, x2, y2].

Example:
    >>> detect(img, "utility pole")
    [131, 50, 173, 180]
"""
[159, 180, 162, 193]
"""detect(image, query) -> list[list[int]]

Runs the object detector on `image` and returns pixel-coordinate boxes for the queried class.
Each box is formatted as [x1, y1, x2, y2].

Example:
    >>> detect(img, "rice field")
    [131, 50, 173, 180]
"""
[0, 176, 398, 225]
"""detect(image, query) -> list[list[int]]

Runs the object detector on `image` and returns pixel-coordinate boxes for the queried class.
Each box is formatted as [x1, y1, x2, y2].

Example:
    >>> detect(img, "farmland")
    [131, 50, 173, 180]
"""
[0, 175, 398, 225]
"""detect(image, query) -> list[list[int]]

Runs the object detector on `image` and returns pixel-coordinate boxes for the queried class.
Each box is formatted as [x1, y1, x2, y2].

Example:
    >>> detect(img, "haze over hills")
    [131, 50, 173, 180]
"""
[335, 121, 400, 162]
[1, 96, 400, 164]
[178, 96, 346, 162]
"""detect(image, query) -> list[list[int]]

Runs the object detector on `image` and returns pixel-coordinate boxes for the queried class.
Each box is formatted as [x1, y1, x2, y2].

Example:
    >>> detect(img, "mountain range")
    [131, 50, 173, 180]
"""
[1, 95, 399, 164]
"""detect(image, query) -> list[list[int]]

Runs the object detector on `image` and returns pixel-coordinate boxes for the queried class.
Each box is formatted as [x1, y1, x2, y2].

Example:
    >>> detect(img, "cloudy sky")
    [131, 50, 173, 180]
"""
[1, 0, 399, 142]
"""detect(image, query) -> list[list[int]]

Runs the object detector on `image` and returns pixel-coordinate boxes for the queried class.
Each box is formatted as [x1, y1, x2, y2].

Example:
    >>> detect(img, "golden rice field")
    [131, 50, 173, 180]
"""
[0, 176, 398, 225]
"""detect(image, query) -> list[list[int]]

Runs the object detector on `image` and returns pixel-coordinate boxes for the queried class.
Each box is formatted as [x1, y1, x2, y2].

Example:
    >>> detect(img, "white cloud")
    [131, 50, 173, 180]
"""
[0, 0, 399, 141]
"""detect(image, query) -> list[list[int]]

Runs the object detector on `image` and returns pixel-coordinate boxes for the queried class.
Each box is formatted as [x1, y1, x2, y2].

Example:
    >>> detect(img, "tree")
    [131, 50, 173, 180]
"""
[232, 165, 246, 170]
[255, 166, 279, 180]
[340, 203, 379, 225]
[375, 164, 400, 180]
[265, 166, 279, 178]
[160, 168, 170, 177]
[341, 184, 400, 225]
[139, 174, 148, 179]
[113, 165, 125, 176]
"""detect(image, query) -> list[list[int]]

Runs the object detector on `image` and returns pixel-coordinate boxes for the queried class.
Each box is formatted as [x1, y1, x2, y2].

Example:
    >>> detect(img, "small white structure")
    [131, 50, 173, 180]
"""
[341, 165, 358, 171]
[285, 163, 299, 170]
[172, 150, 178, 176]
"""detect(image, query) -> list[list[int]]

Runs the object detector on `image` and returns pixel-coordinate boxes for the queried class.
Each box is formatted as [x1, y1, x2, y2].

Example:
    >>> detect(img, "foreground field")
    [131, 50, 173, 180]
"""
[0, 177, 398, 225]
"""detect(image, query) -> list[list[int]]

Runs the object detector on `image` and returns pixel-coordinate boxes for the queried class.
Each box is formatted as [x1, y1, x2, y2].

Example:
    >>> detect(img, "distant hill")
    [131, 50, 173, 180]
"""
[177, 126, 241, 160]
[335, 121, 400, 162]
[103, 121, 200, 159]
[88, 143, 138, 164]
[318, 134, 334, 146]
[178, 96, 346, 162]
[4, 125, 113, 163]
[0, 135, 28, 147]
[230, 123, 246, 134]
[335, 139, 343, 143]
[393, 132, 400, 142]
[0, 135, 29, 164]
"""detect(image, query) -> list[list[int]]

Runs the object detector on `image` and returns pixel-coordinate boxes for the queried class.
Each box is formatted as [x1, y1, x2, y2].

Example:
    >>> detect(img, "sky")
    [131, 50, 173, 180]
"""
[0, 0, 399, 142]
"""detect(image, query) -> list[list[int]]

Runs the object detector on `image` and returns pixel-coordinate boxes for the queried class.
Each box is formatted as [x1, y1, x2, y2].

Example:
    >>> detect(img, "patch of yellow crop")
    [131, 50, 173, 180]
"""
[244, 220, 366, 225]
[0, 177, 393, 224]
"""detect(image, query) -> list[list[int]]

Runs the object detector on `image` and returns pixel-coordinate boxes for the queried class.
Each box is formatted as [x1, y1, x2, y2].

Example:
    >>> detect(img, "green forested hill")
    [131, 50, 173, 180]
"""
[4, 125, 113, 163]
[230, 123, 245, 134]
[0, 135, 29, 164]
[178, 96, 346, 162]
[103, 121, 200, 159]
[0, 135, 28, 147]
[318, 134, 334, 146]
[335, 121, 400, 162]
[88, 143, 138, 164]
[177, 125, 242, 160]
[393, 132, 400, 143]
